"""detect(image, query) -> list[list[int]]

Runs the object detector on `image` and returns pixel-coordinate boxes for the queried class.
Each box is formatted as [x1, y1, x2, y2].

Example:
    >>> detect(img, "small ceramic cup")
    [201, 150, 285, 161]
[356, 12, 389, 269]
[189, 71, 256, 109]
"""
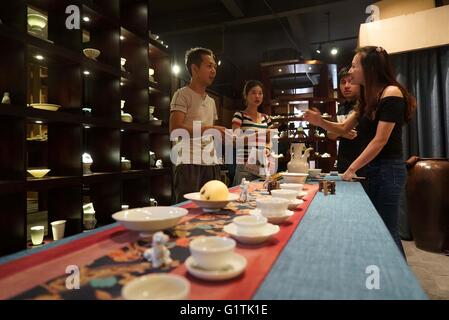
[279, 183, 304, 194]
[232, 215, 268, 236]
[270, 189, 298, 202]
[256, 197, 289, 216]
[189, 236, 235, 271]
[30, 226, 45, 245]
[51, 220, 66, 241]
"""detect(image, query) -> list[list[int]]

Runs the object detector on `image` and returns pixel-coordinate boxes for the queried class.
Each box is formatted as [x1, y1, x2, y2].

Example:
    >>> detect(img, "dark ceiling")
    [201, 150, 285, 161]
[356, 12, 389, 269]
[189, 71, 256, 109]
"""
[149, 0, 375, 97]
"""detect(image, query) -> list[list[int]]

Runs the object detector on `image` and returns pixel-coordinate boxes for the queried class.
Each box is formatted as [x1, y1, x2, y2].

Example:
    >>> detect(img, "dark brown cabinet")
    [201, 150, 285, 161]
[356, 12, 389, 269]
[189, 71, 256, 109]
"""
[0, 0, 173, 256]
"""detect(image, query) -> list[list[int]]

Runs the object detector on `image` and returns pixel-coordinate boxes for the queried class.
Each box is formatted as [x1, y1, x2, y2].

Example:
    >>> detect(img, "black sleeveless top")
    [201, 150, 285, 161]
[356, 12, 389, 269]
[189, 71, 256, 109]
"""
[357, 96, 406, 160]
[336, 101, 368, 173]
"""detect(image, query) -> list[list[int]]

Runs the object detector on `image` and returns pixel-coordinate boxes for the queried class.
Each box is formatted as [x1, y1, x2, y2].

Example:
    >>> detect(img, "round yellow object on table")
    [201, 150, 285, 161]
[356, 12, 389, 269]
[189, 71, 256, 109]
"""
[199, 180, 229, 201]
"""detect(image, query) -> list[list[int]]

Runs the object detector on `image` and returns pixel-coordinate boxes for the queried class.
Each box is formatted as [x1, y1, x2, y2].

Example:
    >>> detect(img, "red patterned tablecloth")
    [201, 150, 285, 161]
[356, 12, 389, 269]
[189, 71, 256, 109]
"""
[0, 183, 318, 300]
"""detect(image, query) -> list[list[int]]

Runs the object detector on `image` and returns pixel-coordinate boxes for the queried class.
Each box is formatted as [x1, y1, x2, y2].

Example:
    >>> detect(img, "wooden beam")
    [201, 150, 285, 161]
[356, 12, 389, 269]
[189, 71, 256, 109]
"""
[160, 0, 355, 36]
[220, 0, 244, 18]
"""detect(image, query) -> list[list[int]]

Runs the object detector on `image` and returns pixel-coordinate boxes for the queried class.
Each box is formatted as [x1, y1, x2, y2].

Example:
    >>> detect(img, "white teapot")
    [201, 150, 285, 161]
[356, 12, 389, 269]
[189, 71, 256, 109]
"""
[287, 143, 313, 174]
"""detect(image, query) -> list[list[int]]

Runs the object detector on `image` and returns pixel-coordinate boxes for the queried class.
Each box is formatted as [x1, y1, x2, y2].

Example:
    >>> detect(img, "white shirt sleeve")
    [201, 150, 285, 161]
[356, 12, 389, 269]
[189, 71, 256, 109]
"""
[213, 100, 218, 121]
[170, 89, 189, 114]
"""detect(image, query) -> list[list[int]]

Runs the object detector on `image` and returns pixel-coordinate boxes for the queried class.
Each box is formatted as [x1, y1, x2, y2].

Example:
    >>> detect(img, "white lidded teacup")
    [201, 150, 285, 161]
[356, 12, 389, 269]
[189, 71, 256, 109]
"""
[232, 215, 268, 236]
[256, 197, 289, 217]
[279, 183, 304, 194]
[271, 189, 298, 202]
[189, 236, 235, 271]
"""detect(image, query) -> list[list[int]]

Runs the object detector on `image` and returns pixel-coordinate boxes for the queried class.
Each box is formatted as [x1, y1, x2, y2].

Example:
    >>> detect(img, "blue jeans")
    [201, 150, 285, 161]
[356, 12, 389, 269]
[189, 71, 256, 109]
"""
[366, 159, 407, 257]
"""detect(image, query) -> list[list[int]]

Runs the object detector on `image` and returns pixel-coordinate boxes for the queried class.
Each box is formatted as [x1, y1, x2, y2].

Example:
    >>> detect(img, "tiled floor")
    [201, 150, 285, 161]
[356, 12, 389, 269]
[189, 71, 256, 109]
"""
[402, 240, 449, 300]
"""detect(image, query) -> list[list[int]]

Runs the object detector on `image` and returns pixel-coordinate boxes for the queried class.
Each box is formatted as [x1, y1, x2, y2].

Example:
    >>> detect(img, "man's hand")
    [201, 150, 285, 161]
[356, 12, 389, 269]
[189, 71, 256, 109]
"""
[303, 108, 323, 126]
[342, 167, 357, 181]
[342, 130, 358, 140]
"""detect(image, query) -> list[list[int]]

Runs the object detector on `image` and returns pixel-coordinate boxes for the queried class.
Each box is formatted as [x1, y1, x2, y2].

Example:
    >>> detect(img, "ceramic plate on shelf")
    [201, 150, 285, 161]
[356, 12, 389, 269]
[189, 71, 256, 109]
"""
[223, 223, 280, 245]
[30, 103, 61, 111]
[249, 209, 294, 225]
[185, 253, 247, 281]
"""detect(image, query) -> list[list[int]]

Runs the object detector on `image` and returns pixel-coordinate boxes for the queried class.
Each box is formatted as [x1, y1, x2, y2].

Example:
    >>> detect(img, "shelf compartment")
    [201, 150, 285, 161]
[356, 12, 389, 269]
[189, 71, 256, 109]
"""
[48, 186, 83, 236]
[0, 37, 27, 106]
[0, 1, 27, 34]
[122, 177, 151, 208]
[27, 0, 82, 52]
[83, 127, 120, 172]
[121, 130, 149, 170]
[83, 181, 121, 225]
[82, 4, 120, 68]
[120, 0, 148, 39]
[84, 70, 120, 121]
[0, 193, 26, 256]
[0, 117, 26, 180]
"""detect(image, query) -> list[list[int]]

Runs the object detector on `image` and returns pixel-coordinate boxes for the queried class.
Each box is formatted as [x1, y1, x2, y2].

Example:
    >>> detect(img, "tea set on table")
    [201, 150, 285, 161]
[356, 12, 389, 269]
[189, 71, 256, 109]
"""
[116, 173, 310, 299]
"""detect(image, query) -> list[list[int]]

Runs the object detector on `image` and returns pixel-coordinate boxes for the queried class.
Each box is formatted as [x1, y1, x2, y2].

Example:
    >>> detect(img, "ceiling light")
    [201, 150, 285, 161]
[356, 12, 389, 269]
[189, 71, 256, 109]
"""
[316, 44, 322, 54]
[35, 120, 43, 124]
[120, 35, 125, 40]
[34, 55, 44, 60]
[172, 64, 180, 75]
[84, 125, 90, 129]
[281, 91, 285, 94]
[278, 68, 282, 73]
[218, 60, 222, 66]
[330, 48, 338, 56]
[120, 82, 124, 86]
[83, 16, 90, 22]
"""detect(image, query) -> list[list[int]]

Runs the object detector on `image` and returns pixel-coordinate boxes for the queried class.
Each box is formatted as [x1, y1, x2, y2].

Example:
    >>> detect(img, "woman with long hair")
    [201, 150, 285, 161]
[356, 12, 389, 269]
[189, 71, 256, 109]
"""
[232, 80, 273, 186]
[304, 46, 416, 256]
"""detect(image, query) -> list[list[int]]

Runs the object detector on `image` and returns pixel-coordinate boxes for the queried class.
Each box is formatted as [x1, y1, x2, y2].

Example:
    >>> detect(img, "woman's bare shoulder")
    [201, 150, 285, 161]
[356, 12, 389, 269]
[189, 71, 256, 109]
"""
[381, 86, 404, 98]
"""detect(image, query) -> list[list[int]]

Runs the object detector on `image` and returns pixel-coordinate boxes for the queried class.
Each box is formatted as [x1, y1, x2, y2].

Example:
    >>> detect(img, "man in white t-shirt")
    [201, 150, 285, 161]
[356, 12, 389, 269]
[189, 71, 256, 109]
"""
[170, 47, 227, 203]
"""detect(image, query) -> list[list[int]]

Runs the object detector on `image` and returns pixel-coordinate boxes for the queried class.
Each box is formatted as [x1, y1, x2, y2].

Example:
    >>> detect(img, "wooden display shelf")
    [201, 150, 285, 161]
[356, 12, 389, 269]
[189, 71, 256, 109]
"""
[0, 0, 174, 256]
[26, 175, 81, 190]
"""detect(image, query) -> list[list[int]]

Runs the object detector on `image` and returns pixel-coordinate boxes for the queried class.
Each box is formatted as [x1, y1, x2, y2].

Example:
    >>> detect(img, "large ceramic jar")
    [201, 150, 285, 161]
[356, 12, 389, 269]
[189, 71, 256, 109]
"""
[406, 157, 449, 253]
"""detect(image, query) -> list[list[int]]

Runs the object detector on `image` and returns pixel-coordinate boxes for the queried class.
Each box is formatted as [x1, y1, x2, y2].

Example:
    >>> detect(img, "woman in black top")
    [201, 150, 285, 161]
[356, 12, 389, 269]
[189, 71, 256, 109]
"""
[304, 46, 416, 256]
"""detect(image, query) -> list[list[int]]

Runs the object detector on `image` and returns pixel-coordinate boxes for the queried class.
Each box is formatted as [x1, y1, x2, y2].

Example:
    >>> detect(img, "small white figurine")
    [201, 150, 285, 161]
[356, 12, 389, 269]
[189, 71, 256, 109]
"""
[155, 159, 163, 168]
[1, 92, 11, 104]
[238, 178, 250, 203]
[143, 231, 172, 268]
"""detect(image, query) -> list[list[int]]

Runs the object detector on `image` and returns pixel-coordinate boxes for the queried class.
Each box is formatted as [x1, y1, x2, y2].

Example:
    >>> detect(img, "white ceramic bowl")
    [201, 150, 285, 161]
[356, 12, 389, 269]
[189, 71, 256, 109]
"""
[255, 198, 289, 216]
[189, 236, 235, 271]
[232, 215, 268, 236]
[83, 48, 101, 60]
[27, 169, 50, 178]
[271, 189, 298, 201]
[282, 172, 308, 184]
[184, 192, 239, 212]
[112, 206, 188, 233]
[122, 274, 190, 300]
[30, 103, 61, 111]
[308, 168, 322, 178]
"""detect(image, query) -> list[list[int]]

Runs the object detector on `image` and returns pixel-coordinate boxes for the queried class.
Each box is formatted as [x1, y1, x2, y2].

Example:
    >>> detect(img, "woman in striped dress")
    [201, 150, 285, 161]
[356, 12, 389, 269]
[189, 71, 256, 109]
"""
[232, 80, 273, 186]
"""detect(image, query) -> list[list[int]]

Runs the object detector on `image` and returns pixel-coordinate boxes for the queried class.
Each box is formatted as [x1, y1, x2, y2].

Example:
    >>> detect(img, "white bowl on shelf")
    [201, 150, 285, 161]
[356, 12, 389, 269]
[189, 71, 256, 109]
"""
[282, 172, 308, 184]
[83, 48, 101, 60]
[122, 274, 190, 300]
[183, 192, 239, 212]
[27, 169, 50, 178]
[30, 103, 61, 111]
[112, 206, 188, 236]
